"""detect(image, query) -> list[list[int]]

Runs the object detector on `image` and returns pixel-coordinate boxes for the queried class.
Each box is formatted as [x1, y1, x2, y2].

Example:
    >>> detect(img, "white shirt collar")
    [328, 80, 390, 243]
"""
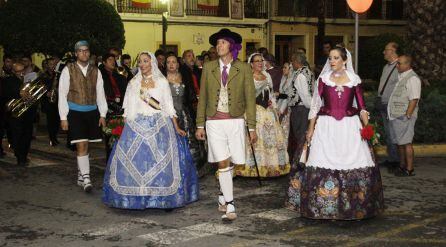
[388, 58, 398, 65]
[219, 58, 233, 72]
[76, 61, 89, 71]
[398, 69, 413, 79]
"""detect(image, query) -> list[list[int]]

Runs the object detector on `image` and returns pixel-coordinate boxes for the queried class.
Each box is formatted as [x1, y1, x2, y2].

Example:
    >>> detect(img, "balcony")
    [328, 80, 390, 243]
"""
[115, 0, 270, 19]
[245, 0, 268, 19]
[275, 0, 405, 20]
[116, 0, 167, 15]
[185, 0, 229, 17]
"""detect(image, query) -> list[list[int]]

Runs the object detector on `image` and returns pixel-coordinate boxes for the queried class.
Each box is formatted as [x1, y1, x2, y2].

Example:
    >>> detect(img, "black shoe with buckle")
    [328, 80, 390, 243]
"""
[394, 167, 415, 177]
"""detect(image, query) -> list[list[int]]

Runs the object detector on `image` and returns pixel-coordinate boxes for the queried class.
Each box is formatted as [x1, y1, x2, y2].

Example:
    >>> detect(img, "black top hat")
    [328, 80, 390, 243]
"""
[209, 28, 242, 46]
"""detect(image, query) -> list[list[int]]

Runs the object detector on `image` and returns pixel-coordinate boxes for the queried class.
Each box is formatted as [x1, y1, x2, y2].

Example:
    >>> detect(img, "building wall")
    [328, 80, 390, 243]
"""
[270, 20, 407, 66]
[122, 20, 266, 62]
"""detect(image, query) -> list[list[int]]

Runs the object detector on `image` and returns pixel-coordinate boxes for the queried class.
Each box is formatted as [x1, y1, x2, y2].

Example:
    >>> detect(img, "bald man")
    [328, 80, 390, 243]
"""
[387, 55, 421, 177]
[377, 42, 401, 169]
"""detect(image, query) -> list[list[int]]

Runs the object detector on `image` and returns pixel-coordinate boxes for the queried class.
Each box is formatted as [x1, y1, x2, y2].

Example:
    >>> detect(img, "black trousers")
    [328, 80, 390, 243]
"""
[9, 108, 36, 163]
[288, 105, 310, 163]
[42, 100, 60, 142]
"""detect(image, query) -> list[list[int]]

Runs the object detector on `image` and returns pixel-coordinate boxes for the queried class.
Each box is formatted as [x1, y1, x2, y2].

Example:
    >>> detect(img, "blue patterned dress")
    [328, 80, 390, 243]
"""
[102, 75, 199, 209]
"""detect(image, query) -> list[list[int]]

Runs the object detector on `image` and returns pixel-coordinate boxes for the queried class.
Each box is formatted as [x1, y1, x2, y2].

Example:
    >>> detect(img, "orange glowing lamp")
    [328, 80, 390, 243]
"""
[347, 0, 373, 13]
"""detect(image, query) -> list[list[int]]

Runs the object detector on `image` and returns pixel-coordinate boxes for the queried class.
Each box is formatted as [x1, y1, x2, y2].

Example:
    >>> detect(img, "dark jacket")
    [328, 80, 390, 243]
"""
[99, 67, 128, 115]
[179, 64, 202, 119]
[266, 66, 282, 93]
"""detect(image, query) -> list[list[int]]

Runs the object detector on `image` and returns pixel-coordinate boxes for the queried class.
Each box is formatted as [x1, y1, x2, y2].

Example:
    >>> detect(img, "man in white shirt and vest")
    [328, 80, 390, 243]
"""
[288, 52, 313, 163]
[377, 42, 401, 169]
[388, 55, 421, 177]
[58, 40, 108, 192]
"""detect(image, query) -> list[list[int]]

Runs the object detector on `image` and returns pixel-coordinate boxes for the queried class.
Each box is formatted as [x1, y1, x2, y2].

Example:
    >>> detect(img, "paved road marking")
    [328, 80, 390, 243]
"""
[138, 222, 239, 245]
[85, 219, 158, 237]
[249, 208, 297, 222]
[343, 213, 446, 247]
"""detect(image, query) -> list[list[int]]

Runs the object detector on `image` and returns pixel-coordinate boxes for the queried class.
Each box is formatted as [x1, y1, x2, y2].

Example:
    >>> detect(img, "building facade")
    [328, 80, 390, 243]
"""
[269, 0, 407, 66]
[0, 0, 407, 67]
[110, 0, 268, 61]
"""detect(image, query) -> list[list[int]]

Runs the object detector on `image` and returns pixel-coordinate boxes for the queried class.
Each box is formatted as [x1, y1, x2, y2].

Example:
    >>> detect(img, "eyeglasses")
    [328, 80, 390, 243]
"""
[77, 49, 90, 53]
[252, 60, 264, 63]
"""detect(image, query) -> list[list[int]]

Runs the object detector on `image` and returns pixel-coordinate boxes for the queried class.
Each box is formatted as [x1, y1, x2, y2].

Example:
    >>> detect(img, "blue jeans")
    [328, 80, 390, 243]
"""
[379, 103, 400, 162]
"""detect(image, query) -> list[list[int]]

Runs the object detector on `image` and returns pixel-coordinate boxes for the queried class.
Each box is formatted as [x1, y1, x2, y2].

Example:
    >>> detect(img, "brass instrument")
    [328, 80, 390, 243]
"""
[116, 66, 128, 78]
[6, 74, 48, 118]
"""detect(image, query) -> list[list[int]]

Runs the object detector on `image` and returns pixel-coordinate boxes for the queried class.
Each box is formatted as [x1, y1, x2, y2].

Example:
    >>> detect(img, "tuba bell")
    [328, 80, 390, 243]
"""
[6, 74, 48, 118]
[116, 66, 128, 78]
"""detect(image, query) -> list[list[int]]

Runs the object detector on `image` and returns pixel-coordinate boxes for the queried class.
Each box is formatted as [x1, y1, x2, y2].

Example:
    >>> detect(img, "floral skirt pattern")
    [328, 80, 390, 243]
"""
[102, 113, 199, 209]
[285, 164, 384, 220]
[235, 105, 290, 177]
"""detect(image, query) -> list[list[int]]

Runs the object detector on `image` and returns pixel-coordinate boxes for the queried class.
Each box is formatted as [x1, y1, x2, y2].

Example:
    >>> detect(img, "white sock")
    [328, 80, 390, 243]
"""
[218, 167, 234, 203]
[77, 155, 90, 181]
[218, 190, 225, 206]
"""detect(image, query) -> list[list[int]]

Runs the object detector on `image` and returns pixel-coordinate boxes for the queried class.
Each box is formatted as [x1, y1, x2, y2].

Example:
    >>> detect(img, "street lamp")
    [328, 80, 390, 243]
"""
[160, 0, 169, 51]
[347, 0, 373, 73]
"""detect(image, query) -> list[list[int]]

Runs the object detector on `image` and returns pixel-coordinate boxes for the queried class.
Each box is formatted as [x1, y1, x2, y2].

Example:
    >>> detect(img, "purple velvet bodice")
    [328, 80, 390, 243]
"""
[317, 78, 366, 120]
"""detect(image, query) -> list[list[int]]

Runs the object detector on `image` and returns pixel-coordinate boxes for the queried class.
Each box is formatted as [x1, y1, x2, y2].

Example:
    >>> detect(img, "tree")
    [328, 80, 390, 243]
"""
[406, 0, 446, 83]
[0, 0, 125, 57]
[315, 0, 326, 59]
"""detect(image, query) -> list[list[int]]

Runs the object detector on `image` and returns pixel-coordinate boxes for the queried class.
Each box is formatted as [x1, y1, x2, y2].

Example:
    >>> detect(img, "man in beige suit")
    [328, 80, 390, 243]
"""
[196, 29, 256, 221]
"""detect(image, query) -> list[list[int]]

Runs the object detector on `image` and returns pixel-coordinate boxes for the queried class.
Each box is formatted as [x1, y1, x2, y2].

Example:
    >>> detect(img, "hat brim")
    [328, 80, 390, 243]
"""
[209, 29, 242, 46]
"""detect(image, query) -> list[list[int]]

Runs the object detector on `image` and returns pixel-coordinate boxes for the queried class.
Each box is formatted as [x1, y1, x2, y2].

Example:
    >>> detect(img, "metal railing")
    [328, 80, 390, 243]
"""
[275, 0, 404, 20]
[244, 0, 268, 19]
[185, 0, 229, 17]
[116, 0, 168, 14]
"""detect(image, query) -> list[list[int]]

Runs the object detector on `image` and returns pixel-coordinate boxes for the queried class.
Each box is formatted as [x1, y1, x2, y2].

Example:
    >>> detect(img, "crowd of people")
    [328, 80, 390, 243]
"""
[0, 28, 421, 221]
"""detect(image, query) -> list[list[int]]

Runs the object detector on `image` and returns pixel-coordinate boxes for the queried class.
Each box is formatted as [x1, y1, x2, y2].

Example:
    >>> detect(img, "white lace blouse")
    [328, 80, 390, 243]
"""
[308, 70, 362, 120]
[122, 75, 177, 120]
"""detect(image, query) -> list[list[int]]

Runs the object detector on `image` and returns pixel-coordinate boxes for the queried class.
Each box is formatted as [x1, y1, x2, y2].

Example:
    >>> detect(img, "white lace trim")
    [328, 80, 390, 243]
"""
[320, 70, 362, 88]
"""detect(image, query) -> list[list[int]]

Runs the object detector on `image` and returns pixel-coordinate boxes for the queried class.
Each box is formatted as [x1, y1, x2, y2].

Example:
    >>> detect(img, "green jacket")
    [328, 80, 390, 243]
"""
[196, 59, 256, 129]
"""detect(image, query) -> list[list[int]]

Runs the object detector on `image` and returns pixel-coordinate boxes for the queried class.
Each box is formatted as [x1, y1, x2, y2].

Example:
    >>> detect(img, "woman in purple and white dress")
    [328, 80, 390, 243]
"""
[285, 47, 384, 220]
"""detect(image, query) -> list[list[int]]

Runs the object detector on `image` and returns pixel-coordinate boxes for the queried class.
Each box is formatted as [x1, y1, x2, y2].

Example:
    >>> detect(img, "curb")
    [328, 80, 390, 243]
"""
[375, 144, 446, 157]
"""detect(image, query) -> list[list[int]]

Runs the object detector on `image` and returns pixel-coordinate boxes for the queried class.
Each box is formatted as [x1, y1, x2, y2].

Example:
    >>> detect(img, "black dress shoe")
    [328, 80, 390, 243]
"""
[49, 140, 58, 146]
[17, 161, 29, 167]
[394, 167, 415, 177]
[378, 160, 390, 167]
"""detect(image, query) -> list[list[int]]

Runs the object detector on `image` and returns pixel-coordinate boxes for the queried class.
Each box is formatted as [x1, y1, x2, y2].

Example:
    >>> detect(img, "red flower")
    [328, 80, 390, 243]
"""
[111, 125, 124, 136]
[361, 125, 375, 140]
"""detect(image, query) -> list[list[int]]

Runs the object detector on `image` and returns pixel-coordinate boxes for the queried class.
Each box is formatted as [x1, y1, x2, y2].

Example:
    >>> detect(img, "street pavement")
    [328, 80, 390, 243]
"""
[0, 134, 445, 247]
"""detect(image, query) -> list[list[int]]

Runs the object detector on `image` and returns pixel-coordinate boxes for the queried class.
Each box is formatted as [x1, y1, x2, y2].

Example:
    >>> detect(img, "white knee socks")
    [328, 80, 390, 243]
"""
[218, 166, 234, 203]
[77, 155, 90, 180]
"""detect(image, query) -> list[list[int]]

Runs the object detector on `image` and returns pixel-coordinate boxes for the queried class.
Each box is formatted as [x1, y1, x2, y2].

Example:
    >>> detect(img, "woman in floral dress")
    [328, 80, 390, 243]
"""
[235, 53, 290, 177]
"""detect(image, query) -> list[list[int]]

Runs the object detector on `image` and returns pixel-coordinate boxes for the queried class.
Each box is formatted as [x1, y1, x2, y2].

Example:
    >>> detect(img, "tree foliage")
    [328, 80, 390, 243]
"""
[358, 33, 408, 82]
[406, 0, 446, 82]
[0, 0, 125, 57]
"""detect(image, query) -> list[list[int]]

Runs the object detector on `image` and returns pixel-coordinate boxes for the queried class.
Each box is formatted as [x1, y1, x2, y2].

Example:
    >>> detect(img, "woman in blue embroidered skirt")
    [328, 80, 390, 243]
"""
[102, 51, 199, 209]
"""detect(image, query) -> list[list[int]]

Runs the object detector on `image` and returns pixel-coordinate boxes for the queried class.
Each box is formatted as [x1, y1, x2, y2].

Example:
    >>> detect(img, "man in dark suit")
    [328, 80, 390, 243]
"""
[264, 53, 282, 93]
[99, 53, 127, 161]
[1, 61, 37, 166]
[180, 49, 202, 120]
